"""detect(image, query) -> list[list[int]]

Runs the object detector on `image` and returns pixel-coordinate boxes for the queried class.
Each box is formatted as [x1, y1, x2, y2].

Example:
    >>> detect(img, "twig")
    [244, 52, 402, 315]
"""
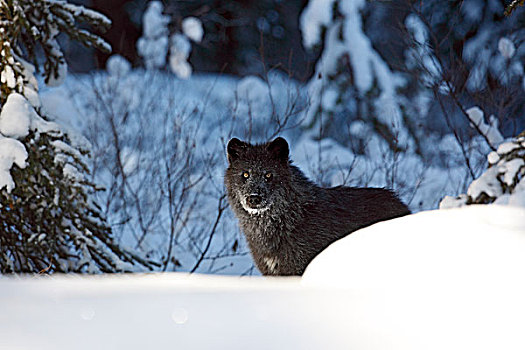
[190, 194, 227, 273]
[505, 0, 524, 16]
[433, 88, 476, 179]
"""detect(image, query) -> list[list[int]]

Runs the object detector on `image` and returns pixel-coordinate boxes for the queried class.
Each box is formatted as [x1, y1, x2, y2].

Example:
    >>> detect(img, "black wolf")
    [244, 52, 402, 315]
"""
[225, 137, 410, 276]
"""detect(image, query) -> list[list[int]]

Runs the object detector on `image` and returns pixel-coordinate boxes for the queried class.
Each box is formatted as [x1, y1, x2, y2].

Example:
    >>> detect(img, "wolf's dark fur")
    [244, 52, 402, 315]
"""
[225, 137, 410, 276]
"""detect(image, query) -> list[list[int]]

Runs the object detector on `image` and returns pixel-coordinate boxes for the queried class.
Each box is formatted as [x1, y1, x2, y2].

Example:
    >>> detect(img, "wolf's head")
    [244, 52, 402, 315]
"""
[225, 137, 291, 215]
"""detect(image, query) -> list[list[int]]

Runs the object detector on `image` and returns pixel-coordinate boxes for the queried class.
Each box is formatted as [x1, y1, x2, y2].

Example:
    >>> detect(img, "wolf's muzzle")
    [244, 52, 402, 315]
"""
[246, 194, 262, 207]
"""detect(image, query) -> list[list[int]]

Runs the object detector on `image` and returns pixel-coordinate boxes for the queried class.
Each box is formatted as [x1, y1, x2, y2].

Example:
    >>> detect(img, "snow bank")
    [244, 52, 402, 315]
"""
[4, 210, 525, 350]
[301, 205, 525, 348]
[0, 274, 347, 350]
[303, 205, 525, 288]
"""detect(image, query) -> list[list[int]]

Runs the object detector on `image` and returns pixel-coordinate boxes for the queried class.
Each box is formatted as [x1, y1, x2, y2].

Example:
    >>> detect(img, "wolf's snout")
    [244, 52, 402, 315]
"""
[246, 194, 262, 207]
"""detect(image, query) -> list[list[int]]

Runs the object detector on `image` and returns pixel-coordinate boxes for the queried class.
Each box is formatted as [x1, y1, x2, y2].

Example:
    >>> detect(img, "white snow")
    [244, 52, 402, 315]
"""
[106, 54, 131, 76]
[18, 56, 39, 92]
[487, 151, 499, 164]
[23, 86, 40, 108]
[304, 205, 525, 288]
[48, 0, 112, 27]
[498, 37, 516, 59]
[169, 34, 192, 79]
[0, 135, 28, 192]
[1, 64, 16, 88]
[2, 205, 525, 350]
[236, 75, 268, 104]
[465, 106, 486, 129]
[300, 0, 336, 48]
[62, 163, 84, 181]
[182, 17, 204, 43]
[0, 92, 38, 139]
[497, 140, 520, 154]
[137, 35, 169, 70]
[141, 1, 169, 38]
[501, 158, 524, 186]
[30, 114, 61, 135]
[465, 106, 504, 148]
[51, 140, 82, 160]
[302, 205, 525, 349]
[120, 147, 139, 175]
[1, 274, 340, 350]
[439, 193, 469, 209]
[467, 166, 503, 198]
[340, 0, 373, 93]
[170, 34, 191, 60]
[137, 1, 170, 70]
[170, 57, 192, 79]
[405, 14, 426, 45]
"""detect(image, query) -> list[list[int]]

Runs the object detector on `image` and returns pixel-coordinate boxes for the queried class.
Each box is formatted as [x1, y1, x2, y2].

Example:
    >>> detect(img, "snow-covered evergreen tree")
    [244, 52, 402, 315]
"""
[136, 1, 170, 70]
[405, 1, 525, 206]
[408, 0, 525, 136]
[137, 1, 203, 79]
[168, 11, 203, 79]
[0, 0, 154, 273]
[300, 0, 416, 153]
[440, 130, 525, 208]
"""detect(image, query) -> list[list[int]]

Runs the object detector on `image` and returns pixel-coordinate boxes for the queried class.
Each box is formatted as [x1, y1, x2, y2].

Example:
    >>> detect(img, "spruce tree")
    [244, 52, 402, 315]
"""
[0, 0, 154, 273]
[440, 131, 525, 208]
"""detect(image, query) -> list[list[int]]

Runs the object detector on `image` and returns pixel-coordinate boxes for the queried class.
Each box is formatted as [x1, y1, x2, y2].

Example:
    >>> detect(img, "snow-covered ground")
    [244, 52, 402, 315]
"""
[304, 204, 525, 288]
[2, 204, 525, 350]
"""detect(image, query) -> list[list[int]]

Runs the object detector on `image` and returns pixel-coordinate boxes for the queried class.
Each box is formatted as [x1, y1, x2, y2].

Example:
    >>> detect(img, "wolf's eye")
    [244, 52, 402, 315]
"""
[242, 171, 250, 179]
[265, 172, 272, 180]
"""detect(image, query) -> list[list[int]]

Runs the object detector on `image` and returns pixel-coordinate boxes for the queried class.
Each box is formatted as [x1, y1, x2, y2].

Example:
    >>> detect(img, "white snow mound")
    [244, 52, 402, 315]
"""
[3, 206, 525, 350]
[300, 205, 525, 349]
[303, 205, 525, 289]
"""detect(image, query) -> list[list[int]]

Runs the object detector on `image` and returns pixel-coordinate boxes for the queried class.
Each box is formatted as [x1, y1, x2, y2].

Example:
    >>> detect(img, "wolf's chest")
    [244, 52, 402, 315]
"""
[262, 256, 279, 274]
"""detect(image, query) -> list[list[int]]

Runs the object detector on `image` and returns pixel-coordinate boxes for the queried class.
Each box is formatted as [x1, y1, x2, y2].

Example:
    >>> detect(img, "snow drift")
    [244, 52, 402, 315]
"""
[2, 205, 525, 350]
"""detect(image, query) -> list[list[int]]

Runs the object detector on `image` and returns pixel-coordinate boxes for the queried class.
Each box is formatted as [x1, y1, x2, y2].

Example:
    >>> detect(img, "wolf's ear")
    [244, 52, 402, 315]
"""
[268, 137, 289, 161]
[227, 138, 246, 163]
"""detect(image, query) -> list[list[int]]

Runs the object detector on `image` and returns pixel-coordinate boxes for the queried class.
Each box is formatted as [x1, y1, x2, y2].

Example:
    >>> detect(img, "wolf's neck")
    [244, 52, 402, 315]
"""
[239, 208, 300, 252]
